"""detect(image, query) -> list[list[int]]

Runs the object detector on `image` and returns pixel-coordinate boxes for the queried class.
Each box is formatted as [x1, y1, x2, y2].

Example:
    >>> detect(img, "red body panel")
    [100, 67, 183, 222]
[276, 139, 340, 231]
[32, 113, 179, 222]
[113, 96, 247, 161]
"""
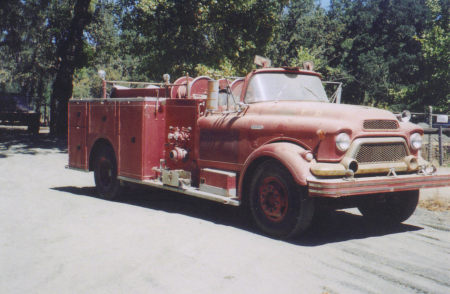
[68, 68, 450, 204]
[68, 126, 87, 169]
[69, 102, 88, 128]
[116, 100, 166, 179]
[165, 99, 204, 185]
[142, 102, 166, 179]
[88, 101, 117, 148]
[111, 87, 168, 98]
[68, 102, 88, 169]
[68, 98, 166, 180]
[118, 101, 144, 178]
[190, 76, 211, 98]
[196, 101, 420, 172]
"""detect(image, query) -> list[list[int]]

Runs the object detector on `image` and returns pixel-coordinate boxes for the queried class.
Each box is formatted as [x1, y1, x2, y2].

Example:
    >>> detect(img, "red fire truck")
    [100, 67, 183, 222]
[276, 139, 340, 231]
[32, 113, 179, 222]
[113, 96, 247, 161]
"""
[67, 63, 450, 238]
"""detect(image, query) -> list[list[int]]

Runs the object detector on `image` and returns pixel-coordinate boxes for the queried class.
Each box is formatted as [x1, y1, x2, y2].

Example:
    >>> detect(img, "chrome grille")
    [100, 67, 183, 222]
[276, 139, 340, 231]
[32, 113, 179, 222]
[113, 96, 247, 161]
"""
[355, 143, 407, 163]
[363, 120, 398, 130]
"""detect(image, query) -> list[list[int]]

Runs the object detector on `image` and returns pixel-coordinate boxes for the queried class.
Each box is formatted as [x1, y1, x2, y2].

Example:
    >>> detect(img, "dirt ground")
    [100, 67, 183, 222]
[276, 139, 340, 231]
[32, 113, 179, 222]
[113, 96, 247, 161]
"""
[1, 128, 449, 294]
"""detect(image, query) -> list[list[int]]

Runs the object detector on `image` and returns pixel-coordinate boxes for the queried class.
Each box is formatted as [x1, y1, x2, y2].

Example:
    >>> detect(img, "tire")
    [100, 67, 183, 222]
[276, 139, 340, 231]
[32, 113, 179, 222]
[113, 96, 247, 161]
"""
[249, 160, 314, 239]
[94, 146, 122, 200]
[357, 190, 419, 223]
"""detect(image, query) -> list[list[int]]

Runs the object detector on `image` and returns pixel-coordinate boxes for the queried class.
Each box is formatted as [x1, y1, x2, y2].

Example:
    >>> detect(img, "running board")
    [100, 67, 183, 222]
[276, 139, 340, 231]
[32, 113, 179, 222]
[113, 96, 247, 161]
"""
[118, 176, 241, 206]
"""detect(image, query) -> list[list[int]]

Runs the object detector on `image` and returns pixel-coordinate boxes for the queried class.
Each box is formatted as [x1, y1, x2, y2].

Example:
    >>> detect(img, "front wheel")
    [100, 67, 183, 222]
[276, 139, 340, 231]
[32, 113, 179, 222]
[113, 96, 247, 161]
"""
[94, 146, 122, 200]
[249, 160, 314, 239]
[357, 190, 419, 223]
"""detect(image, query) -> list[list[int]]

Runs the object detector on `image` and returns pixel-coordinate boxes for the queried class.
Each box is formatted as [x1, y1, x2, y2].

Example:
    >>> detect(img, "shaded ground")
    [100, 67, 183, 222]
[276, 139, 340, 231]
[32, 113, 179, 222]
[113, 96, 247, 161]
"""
[1, 129, 449, 294]
[0, 126, 66, 156]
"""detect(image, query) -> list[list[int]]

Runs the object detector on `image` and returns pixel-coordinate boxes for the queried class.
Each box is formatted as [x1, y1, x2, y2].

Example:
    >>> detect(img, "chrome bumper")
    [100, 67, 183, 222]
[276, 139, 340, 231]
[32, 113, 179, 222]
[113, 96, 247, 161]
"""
[307, 173, 450, 197]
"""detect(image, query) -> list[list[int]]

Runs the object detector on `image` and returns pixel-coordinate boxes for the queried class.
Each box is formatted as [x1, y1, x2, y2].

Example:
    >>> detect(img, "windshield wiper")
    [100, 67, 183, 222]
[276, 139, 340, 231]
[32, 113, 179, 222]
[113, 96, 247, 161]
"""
[302, 86, 321, 100]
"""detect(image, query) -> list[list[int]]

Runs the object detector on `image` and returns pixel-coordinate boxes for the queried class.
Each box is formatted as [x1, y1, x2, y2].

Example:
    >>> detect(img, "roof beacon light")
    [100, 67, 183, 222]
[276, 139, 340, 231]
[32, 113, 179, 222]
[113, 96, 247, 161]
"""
[254, 55, 271, 68]
[303, 61, 314, 71]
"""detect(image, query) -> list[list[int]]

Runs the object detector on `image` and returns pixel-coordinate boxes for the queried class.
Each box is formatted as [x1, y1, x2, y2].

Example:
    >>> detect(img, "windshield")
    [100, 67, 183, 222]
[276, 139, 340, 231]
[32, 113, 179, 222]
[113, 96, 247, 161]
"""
[245, 73, 328, 103]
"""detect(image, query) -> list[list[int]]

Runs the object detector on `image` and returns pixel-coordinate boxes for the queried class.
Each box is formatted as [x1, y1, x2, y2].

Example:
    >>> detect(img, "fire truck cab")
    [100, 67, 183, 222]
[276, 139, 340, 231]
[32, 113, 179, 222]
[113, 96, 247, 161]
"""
[68, 65, 450, 238]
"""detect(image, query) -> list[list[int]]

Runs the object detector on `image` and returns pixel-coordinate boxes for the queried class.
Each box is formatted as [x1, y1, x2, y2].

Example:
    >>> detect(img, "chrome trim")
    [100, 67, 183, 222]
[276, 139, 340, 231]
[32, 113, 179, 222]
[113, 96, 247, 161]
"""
[309, 182, 447, 196]
[308, 174, 444, 188]
[311, 137, 414, 177]
[118, 176, 240, 206]
[363, 119, 399, 130]
[307, 173, 450, 197]
[346, 137, 409, 159]
[70, 97, 167, 102]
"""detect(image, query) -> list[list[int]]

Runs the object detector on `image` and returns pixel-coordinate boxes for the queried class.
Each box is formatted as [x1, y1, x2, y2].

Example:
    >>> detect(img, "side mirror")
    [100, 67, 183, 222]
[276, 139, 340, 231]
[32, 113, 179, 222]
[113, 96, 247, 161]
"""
[324, 81, 343, 103]
[237, 102, 248, 113]
[400, 110, 411, 122]
[335, 83, 342, 104]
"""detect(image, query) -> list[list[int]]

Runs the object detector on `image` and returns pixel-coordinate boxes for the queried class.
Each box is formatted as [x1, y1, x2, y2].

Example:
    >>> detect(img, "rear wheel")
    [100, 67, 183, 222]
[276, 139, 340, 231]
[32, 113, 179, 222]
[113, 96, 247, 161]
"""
[249, 160, 314, 239]
[94, 146, 122, 200]
[357, 190, 419, 223]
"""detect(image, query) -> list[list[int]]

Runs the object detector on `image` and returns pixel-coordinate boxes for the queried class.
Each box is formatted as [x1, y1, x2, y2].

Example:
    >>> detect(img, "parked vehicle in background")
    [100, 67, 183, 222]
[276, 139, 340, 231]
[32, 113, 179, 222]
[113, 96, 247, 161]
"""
[0, 93, 40, 134]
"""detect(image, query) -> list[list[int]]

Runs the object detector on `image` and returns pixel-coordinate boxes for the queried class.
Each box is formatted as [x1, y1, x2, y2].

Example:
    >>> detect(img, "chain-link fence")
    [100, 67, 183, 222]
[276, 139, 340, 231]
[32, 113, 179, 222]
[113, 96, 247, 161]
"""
[409, 109, 449, 167]
[421, 132, 450, 167]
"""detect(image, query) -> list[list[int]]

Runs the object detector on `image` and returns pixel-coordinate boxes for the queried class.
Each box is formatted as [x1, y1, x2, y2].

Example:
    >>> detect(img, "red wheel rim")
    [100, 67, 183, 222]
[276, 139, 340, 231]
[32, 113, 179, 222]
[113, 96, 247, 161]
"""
[258, 176, 289, 222]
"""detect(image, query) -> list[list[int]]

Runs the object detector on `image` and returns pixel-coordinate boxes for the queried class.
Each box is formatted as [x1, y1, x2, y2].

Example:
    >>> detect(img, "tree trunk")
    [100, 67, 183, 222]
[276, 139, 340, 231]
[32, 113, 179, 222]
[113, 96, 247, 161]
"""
[50, 0, 92, 137]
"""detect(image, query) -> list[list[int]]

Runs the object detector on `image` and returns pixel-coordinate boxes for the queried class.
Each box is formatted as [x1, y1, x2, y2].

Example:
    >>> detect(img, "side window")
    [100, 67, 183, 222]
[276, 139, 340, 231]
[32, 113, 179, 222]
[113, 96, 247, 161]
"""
[217, 79, 243, 112]
[231, 83, 243, 102]
[244, 82, 256, 103]
[218, 89, 238, 111]
[218, 90, 228, 110]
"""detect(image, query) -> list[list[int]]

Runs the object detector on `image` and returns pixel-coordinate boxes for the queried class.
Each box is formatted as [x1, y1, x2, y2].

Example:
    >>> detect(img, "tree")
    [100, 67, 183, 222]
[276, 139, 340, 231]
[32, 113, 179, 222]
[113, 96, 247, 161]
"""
[120, 0, 284, 79]
[328, 0, 432, 109]
[73, 0, 132, 98]
[0, 0, 55, 114]
[413, 0, 449, 112]
[50, 0, 93, 136]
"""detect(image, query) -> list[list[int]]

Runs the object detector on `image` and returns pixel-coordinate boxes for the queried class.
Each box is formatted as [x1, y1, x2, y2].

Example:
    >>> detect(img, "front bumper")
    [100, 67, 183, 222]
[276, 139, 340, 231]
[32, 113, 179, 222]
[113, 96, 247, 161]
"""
[307, 172, 450, 197]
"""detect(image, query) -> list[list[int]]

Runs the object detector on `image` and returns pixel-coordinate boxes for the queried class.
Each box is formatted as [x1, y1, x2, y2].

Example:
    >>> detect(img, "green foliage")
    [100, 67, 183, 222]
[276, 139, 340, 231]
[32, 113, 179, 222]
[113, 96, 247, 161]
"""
[412, 0, 449, 112]
[0, 0, 56, 109]
[120, 0, 283, 78]
[195, 58, 241, 78]
[325, 0, 435, 110]
[1, 0, 448, 135]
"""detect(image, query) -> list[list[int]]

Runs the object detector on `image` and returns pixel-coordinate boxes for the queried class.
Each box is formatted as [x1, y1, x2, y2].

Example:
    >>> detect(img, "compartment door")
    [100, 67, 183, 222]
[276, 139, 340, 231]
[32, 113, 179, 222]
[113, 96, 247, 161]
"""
[118, 102, 144, 178]
[68, 126, 87, 169]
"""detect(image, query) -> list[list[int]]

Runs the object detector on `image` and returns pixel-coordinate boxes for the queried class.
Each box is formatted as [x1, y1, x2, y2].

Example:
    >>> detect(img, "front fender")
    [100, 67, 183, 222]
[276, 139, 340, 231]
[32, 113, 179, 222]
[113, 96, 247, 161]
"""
[239, 142, 314, 197]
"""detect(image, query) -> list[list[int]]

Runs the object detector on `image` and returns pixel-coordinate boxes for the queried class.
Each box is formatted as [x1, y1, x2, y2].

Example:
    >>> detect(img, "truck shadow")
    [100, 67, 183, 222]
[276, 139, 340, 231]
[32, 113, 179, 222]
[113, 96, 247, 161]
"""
[0, 127, 67, 156]
[52, 185, 423, 246]
[294, 212, 422, 246]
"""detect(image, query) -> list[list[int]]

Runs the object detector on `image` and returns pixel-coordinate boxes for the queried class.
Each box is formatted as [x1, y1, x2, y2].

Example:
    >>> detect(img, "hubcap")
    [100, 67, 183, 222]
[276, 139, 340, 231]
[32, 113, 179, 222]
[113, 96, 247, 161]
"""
[258, 177, 288, 222]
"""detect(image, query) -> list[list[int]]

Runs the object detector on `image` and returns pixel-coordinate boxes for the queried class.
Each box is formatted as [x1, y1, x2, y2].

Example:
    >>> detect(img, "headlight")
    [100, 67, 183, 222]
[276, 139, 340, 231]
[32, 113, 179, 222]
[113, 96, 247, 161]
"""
[410, 133, 422, 150]
[336, 133, 351, 152]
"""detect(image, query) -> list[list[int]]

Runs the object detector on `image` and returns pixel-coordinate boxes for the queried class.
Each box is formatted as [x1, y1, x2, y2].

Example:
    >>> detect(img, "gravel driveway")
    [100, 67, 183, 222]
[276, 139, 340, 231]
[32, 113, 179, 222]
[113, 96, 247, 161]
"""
[1, 129, 449, 294]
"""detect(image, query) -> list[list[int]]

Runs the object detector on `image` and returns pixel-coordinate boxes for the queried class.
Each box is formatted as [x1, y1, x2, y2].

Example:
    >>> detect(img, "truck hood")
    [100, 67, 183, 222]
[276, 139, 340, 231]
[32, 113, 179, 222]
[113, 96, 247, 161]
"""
[247, 101, 397, 130]
[245, 101, 421, 161]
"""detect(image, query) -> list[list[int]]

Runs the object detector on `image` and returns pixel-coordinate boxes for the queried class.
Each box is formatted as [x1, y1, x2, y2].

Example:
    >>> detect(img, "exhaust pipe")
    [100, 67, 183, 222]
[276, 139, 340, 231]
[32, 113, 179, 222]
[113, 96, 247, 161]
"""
[341, 157, 359, 173]
[404, 155, 419, 171]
